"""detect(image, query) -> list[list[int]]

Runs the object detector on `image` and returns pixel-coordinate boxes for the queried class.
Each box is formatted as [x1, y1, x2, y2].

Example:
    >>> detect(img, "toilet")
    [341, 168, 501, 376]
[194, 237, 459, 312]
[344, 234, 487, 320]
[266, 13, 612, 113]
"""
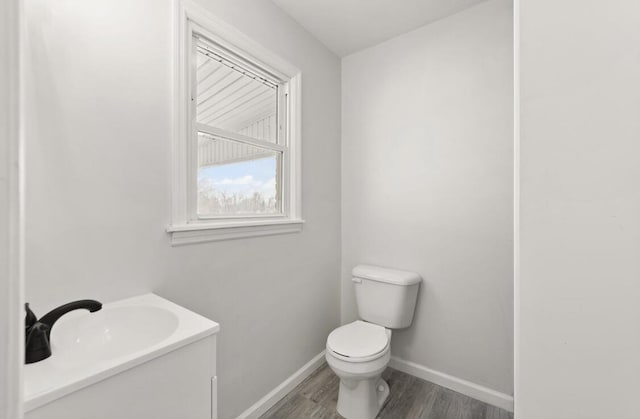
[326, 265, 421, 419]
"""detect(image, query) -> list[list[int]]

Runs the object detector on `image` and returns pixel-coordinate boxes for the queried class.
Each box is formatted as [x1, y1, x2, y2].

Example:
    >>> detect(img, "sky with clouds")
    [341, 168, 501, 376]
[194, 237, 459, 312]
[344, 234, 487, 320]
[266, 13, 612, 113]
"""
[198, 157, 277, 199]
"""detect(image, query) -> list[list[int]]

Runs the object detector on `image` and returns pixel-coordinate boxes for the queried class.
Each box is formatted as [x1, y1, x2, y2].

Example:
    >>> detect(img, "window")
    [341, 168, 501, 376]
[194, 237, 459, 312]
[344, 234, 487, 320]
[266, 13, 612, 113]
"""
[169, 1, 302, 245]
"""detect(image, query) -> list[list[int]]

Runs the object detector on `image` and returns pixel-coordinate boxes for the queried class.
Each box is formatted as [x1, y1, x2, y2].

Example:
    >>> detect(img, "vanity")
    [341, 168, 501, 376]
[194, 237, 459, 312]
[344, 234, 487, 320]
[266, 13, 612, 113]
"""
[24, 294, 220, 419]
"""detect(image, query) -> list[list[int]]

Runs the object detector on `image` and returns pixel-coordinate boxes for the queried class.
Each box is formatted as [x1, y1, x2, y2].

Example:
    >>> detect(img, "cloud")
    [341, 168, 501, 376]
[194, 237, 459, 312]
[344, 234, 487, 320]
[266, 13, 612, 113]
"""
[215, 175, 254, 186]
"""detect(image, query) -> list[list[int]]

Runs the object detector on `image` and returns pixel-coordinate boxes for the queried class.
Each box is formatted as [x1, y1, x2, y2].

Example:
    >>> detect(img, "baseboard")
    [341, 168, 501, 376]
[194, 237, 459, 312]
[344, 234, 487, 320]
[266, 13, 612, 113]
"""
[235, 351, 514, 417]
[389, 356, 514, 413]
[236, 350, 326, 419]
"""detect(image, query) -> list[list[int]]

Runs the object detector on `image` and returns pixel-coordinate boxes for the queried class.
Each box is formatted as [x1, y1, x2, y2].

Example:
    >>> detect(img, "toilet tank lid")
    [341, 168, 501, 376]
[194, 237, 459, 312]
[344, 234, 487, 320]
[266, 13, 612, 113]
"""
[352, 265, 422, 286]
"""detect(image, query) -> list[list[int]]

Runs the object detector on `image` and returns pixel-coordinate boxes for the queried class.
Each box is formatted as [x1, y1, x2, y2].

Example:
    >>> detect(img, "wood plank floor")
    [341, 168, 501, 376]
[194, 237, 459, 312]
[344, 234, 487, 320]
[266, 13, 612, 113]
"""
[260, 364, 513, 419]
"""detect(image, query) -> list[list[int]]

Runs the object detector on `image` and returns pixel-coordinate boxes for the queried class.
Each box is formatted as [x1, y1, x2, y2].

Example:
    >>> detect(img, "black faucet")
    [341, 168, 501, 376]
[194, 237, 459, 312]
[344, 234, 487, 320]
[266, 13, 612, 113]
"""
[25, 300, 102, 364]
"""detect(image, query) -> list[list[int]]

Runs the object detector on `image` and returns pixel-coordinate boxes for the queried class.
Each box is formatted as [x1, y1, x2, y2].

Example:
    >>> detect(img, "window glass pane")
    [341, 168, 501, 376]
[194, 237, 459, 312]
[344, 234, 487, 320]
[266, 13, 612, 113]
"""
[195, 40, 278, 143]
[197, 132, 282, 216]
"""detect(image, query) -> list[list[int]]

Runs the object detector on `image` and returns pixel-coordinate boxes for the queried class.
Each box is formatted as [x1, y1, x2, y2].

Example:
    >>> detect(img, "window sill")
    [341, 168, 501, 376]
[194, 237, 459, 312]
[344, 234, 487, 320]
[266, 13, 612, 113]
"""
[167, 219, 304, 245]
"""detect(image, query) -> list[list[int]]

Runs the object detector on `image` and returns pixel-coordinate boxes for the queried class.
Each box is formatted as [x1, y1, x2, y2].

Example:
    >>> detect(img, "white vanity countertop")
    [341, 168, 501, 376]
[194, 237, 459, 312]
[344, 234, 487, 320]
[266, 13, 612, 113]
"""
[24, 293, 220, 412]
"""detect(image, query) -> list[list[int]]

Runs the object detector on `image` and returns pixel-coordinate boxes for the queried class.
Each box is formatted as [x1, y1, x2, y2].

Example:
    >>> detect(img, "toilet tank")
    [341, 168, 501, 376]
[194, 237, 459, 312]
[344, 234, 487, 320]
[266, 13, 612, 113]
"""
[352, 265, 421, 329]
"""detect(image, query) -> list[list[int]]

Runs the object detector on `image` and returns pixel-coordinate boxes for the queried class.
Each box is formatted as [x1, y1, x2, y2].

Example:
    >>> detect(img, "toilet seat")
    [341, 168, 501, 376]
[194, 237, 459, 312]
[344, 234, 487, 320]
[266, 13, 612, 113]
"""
[327, 321, 390, 363]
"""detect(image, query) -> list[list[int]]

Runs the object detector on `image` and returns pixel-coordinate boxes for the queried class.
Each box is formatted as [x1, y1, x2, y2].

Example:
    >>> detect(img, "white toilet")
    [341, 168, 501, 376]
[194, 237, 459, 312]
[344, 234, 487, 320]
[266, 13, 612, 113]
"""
[326, 265, 421, 419]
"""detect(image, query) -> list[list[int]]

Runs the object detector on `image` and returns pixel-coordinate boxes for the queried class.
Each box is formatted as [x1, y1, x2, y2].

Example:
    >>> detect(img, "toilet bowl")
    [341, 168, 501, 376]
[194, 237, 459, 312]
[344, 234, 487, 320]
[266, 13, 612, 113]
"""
[326, 320, 392, 419]
[326, 265, 421, 419]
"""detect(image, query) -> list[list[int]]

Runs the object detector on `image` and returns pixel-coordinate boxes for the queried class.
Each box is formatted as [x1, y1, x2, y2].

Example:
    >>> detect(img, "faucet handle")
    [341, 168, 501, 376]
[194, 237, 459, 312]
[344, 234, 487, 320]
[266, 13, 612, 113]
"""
[25, 303, 37, 330]
[25, 322, 52, 364]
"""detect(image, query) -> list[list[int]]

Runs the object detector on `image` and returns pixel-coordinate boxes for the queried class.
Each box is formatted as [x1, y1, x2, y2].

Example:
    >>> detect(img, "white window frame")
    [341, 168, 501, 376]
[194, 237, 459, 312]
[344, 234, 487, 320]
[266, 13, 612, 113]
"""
[168, 0, 303, 245]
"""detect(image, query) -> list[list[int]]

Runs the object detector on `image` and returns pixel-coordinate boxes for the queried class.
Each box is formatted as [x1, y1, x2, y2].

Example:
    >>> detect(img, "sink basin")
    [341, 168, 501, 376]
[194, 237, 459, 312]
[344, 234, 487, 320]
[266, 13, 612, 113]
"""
[52, 305, 179, 364]
[24, 293, 219, 412]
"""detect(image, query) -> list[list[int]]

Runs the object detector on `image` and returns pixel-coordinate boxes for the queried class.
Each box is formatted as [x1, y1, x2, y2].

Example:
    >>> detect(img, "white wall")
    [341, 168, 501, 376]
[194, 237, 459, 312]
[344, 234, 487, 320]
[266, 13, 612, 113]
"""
[342, 0, 514, 396]
[1, 0, 23, 417]
[24, 1, 341, 418]
[517, 0, 640, 417]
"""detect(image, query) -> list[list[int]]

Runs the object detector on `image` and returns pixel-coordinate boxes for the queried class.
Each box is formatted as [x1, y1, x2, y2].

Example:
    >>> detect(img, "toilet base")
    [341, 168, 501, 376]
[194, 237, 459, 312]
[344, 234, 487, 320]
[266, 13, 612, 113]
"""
[336, 376, 389, 419]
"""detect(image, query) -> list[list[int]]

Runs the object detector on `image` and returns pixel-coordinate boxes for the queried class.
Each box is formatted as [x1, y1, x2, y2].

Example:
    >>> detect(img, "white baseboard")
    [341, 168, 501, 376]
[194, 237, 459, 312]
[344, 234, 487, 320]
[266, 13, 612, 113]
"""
[236, 351, 326, 419]
[235, 351, 514, 417]
[389, 356, 514, 412]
